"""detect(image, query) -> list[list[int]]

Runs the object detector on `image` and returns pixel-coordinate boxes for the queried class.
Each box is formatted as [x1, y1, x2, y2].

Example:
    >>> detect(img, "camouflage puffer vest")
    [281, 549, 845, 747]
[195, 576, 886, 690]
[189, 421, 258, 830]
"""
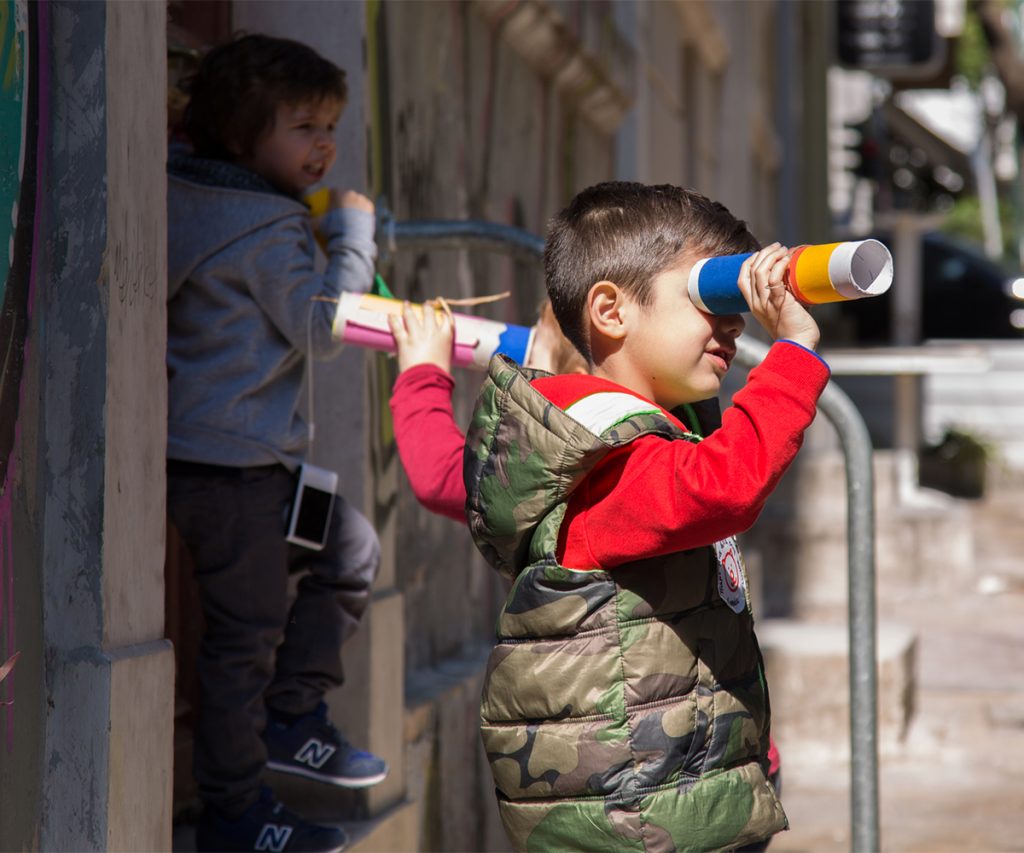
[464, 357, 787, 852]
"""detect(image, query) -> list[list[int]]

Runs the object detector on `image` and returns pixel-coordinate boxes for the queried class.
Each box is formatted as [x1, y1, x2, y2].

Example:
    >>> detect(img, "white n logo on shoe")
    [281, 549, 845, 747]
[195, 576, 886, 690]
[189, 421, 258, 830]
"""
[294, 737, 336, 769]
[255, 823, 293, 852]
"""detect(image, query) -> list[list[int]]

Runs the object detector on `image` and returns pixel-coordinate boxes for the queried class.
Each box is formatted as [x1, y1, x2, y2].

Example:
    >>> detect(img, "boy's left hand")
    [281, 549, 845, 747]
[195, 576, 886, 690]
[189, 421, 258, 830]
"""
[388, 301, 455, 374]
[738, 243, 820, 350]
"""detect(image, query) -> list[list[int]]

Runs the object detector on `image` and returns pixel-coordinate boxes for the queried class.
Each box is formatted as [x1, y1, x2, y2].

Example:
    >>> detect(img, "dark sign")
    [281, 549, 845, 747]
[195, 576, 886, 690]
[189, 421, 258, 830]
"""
[837, 0, 937, 71]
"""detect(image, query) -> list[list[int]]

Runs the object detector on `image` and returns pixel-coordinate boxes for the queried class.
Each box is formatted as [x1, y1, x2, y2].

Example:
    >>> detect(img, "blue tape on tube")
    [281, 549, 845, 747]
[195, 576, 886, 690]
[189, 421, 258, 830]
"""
[689, 253, 753, 315]
[496, 323, 532, 364]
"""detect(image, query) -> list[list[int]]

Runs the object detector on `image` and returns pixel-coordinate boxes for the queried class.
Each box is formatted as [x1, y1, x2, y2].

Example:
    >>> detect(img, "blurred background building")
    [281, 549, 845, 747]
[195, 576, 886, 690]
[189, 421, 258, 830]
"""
[2, 0, 1023, 850]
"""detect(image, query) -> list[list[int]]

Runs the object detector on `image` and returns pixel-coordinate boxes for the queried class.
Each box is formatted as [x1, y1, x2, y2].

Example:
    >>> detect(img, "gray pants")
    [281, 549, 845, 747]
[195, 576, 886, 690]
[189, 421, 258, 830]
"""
[167, 461, 381, 816]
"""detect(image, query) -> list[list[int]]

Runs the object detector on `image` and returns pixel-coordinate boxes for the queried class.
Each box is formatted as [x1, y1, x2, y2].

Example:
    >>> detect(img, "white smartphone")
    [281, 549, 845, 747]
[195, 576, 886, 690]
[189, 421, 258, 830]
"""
[285, 464, 338, 551]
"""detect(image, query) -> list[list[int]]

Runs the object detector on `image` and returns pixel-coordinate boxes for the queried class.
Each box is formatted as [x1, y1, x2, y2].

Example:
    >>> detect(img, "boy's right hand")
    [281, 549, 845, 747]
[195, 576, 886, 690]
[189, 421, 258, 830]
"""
[737, 242, 820, 350]
[388, 301, 455, 374]
[327, 188, 375, 214]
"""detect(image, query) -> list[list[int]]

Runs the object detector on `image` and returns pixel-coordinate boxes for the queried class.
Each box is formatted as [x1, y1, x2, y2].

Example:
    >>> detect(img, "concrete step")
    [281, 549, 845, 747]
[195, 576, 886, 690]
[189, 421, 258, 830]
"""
[171, 798, 419, 853]
[745, 449, 976, 616]
[345, 799, 421, 852]
[758, 619, 917, 762]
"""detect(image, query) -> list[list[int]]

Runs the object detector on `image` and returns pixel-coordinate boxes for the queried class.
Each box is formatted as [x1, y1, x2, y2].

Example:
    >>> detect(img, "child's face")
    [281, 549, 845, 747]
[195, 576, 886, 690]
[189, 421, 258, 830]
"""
[240, 97, 343, 195]
[622, 255, 746, 408]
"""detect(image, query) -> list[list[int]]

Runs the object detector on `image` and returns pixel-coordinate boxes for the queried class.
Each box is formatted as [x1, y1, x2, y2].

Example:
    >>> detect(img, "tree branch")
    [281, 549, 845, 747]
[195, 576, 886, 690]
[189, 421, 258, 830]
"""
[974, 0, 1024, 122]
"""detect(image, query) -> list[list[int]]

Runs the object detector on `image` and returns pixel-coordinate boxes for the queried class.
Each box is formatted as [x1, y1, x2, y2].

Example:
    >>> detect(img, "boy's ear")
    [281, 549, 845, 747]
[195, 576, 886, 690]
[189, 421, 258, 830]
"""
[587, 280, 629, 343]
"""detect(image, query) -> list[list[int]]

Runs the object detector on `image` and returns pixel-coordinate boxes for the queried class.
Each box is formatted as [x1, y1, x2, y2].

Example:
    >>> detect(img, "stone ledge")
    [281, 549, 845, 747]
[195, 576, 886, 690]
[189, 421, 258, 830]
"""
[404, 645, 507, 852]
[759, 619, 917, 762]
[472, 0, 633, 134]
[343, 798, 420, 852]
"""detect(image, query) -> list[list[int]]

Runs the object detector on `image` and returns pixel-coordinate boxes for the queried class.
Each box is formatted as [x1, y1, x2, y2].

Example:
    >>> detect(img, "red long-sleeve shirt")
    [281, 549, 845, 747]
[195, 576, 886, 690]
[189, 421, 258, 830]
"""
[533, 341, 830, 570]
[389, 364, 467, 521]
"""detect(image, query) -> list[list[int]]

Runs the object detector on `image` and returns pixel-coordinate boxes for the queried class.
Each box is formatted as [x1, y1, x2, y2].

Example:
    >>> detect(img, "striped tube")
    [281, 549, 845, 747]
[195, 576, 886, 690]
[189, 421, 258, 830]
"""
[687, 239, 893, 315]
[332, 292, 535, 370]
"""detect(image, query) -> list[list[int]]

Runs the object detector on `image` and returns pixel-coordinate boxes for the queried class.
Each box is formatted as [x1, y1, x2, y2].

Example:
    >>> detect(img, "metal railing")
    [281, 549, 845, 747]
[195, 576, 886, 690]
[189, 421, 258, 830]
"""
[381, 211, 880, 852]
[735, 337, 879, 853]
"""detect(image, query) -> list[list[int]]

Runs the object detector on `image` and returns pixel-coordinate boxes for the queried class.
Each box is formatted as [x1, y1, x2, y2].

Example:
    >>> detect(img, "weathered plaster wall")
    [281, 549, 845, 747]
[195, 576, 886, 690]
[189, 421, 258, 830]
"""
[0, 1, 172, 848]
[34, 4, 113, 845]
[379, 0, 617, 675]
[102, 3, 174, 848]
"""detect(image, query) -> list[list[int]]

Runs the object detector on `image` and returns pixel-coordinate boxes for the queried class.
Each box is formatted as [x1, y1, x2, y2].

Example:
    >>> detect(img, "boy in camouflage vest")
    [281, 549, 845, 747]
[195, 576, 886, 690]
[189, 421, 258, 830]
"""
[464, 182, 830, 852]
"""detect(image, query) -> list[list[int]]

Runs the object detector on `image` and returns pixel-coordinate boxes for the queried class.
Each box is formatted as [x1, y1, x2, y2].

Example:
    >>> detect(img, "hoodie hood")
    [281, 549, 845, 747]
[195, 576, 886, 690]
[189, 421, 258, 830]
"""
[167, 151, 308, 299]
[464, 357, 609, 580]
[465, 356, 696, 580]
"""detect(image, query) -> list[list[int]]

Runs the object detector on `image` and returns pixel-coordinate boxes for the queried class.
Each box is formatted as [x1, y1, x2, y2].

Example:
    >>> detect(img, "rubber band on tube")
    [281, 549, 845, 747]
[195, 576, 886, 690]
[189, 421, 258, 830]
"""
[687, 239, 893, 315]
[331, 292, 535, 370]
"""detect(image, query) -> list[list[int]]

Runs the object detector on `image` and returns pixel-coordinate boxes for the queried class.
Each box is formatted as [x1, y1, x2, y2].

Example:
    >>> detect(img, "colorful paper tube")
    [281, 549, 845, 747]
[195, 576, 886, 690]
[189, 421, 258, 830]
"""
[332, 292, 535, 370]
[687, 239, 893, 315]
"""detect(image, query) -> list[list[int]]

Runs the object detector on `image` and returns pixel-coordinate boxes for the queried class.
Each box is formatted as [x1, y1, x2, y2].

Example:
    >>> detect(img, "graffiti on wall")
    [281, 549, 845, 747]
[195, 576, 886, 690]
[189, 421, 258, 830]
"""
[0, 0, 42, 745]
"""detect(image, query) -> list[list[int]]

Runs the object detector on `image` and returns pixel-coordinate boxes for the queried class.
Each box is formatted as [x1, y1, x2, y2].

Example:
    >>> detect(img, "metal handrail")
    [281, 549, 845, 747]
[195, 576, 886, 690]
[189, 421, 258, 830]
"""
[736, 337, 879, 853]
[383, 213, 880, 853]
[378, 209, 546, 266]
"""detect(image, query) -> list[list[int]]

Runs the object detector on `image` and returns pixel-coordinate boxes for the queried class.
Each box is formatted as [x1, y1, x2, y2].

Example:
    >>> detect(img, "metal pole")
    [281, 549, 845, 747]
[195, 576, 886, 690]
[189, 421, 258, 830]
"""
[736, 337, 879, 853]
[381, 211, 546, 266]
[383, 213, 880, 852]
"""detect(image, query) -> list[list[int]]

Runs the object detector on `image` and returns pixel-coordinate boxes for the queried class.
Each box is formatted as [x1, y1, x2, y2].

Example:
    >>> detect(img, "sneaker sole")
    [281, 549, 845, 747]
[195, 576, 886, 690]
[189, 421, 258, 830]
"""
[265, 760, 389, 788]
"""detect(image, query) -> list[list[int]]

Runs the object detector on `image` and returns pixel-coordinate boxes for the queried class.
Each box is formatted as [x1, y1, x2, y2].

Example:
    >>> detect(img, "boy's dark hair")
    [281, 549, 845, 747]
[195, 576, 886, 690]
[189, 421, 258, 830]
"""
[545, 182, 760, 361]
[184, 33, 347, 160]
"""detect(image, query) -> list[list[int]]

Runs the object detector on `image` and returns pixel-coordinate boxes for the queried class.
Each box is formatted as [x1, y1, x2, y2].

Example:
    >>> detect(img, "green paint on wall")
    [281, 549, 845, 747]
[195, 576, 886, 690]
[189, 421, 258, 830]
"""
[0, 0, 27, 304]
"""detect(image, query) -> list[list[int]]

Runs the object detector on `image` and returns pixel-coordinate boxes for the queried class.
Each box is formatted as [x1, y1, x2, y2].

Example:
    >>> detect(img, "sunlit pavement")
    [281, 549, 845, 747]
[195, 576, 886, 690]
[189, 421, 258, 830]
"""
[771, 470, 1024, 852]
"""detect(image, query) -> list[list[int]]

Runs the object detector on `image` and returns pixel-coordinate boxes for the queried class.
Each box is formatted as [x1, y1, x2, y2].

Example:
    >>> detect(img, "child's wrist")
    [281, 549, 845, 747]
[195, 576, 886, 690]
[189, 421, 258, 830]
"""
[321, 207, 375, 241]
[398, 353, 452, 374]
[780, 331, 819, 351]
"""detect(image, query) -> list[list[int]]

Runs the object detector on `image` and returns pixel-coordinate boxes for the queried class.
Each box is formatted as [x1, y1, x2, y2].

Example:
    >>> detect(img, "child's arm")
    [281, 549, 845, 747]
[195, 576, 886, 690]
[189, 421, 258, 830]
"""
[240, 193, 376, 361]
[317, 190, 377, 296]
[557, 246, 829, 569]
[557, 344, 829, 569]
[388, 303, 467, 523]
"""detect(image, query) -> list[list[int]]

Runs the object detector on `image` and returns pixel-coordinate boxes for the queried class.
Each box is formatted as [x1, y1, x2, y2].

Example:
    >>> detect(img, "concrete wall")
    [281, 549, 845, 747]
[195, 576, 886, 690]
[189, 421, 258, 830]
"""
[1, 1, 172, 849]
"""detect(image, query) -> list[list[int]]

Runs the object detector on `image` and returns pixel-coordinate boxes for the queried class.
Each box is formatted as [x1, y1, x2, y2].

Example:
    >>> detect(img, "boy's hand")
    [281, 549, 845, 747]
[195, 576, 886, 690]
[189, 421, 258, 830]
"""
[388, 301, 454, 374]
[737, 243, 820, 350]
[328, 189, 374, 214]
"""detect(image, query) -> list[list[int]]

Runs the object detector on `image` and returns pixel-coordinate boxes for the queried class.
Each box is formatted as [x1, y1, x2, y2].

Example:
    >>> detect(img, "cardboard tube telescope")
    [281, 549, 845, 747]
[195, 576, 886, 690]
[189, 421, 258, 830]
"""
[687, 239, 893, 315]
[332, 292, 535, 370]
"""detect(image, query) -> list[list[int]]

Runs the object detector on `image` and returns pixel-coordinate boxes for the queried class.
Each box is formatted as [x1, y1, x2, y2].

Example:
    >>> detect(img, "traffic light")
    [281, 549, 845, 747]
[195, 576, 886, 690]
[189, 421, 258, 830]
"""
[844, 118, 885, 182]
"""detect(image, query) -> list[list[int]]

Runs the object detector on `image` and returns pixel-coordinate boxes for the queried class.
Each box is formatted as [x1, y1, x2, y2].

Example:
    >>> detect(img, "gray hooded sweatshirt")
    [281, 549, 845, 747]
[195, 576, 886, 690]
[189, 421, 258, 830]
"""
[167, 153, 376, 469]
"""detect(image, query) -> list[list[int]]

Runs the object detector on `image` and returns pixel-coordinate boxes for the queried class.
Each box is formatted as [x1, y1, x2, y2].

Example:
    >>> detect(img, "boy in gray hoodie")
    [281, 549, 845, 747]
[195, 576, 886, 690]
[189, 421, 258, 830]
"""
[167, 34, 383, 853]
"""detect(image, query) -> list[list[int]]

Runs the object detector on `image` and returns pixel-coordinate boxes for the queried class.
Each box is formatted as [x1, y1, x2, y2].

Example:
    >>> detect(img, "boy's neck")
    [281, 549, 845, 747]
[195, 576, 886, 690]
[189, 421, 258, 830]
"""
[590, 356, 662, 407]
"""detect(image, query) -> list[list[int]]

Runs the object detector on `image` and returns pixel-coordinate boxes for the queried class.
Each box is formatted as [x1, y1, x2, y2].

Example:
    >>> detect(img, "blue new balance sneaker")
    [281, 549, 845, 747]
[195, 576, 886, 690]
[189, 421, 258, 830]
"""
[264, 702, 389, 788]
[196, 786, 347, 852]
